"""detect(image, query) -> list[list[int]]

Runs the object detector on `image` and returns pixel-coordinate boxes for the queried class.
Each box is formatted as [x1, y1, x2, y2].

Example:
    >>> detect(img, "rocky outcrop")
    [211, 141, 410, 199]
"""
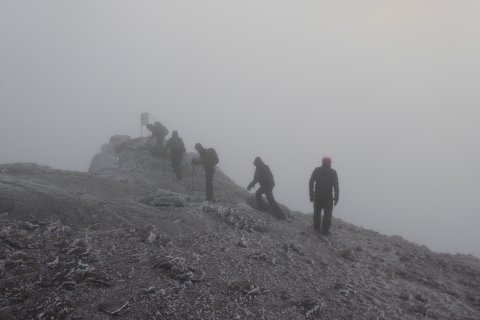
[88, 135, 131, 173]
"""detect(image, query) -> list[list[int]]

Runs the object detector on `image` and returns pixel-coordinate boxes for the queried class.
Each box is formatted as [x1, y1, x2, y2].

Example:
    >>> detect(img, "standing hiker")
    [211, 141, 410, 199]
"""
[146, 121, 169, 157]
[309, 157, 339, 236]
[247, 157, 286, 220]
[191, 143, 219, 202]
[164, 130, 186, 180]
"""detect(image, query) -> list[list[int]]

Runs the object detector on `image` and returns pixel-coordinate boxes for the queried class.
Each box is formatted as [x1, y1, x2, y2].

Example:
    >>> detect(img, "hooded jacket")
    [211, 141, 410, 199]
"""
[309, 166, 339, 202]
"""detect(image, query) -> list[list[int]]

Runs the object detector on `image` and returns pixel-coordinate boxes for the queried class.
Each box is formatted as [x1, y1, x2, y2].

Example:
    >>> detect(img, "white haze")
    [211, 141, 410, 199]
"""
[1, 1, 479, 257]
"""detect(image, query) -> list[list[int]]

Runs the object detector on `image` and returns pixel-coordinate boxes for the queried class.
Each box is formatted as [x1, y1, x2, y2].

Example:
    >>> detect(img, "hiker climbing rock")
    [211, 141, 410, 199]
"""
[247, 157, 286, 220]
[164, 130, 186, 180]
[309, 157, 339, 235]
[191, 143, 219, 202]
[146, 121, 169, 157]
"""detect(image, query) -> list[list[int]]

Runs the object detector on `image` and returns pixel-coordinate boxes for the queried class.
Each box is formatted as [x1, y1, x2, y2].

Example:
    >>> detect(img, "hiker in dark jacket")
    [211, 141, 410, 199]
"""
[309, 157, 339, 235]
[247, 157, 286, 220]
[146, 121, 169, 157]
[164, 130, 186, 180]
[191, 143, 218, 202]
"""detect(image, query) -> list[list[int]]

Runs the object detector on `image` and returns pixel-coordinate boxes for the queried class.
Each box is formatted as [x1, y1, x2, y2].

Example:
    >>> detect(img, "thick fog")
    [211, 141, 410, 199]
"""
[1, 1, 479, 256]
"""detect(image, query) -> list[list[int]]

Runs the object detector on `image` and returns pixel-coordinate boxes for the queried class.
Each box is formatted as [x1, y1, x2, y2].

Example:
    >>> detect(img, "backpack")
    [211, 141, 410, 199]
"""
[263, 164, 275, 187]
[208, 148, 219, 165]
[314, 167, 335, 195]
[152, 122, 168, 137]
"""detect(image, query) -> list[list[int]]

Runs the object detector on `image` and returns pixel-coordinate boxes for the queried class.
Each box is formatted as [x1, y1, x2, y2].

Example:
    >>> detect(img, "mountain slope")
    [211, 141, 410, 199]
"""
[0, 136, 479, 319]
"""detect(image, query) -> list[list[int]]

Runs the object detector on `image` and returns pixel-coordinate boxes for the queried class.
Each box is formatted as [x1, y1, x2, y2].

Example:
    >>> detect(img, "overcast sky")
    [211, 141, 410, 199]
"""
[1, 1, 479, 257]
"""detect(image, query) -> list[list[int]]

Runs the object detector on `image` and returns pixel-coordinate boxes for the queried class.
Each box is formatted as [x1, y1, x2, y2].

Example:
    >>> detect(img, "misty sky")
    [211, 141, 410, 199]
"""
[1, 1, 479, 257]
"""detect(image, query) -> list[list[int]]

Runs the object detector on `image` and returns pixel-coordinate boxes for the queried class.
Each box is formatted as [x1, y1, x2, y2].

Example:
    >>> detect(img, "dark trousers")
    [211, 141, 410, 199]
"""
[204, 166, 215, 201]
[313, 198, 333, 233]
[256, 186, 286, 219]
[171, 154, 183, 180]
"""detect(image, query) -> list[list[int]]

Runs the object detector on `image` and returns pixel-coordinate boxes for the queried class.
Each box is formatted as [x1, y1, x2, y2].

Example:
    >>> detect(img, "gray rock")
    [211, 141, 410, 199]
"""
[138, 224, 156, 243]
[340, 249, 356, 262]
[237, 237, 247, 248]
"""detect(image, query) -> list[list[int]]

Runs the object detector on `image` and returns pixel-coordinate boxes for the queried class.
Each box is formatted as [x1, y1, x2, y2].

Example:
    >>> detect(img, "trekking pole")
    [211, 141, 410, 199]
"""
[195, 168, 200, 191]
[191, 165, 195, 193]
[162, 153, 167, 177]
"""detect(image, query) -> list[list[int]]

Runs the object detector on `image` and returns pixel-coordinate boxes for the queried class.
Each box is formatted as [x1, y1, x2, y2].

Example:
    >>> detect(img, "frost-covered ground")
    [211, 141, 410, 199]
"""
[0, 136, 479, 319]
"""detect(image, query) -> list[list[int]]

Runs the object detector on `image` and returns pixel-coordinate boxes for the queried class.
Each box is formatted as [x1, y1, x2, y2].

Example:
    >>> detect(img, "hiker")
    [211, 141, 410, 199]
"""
[146, 121, 169, 157]
[309, 157, 339, 236]
[164, 130, 186, 180]
[191, 143, 219, 202]
[247, 157, 286, 220]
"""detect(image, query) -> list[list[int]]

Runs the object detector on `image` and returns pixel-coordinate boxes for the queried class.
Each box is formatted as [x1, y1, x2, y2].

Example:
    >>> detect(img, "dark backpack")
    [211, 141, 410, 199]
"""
[208, 148, 219, 165]
[314, 167, 335, 195]
[152, 122, 168, 137]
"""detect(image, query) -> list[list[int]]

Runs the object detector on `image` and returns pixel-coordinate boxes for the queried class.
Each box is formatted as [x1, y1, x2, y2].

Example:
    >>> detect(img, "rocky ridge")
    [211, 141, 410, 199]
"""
[0, 135, 479, 319]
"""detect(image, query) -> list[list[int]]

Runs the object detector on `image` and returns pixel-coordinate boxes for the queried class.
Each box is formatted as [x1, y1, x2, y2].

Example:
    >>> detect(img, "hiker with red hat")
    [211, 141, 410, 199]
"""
[309, 157, 339, 235]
